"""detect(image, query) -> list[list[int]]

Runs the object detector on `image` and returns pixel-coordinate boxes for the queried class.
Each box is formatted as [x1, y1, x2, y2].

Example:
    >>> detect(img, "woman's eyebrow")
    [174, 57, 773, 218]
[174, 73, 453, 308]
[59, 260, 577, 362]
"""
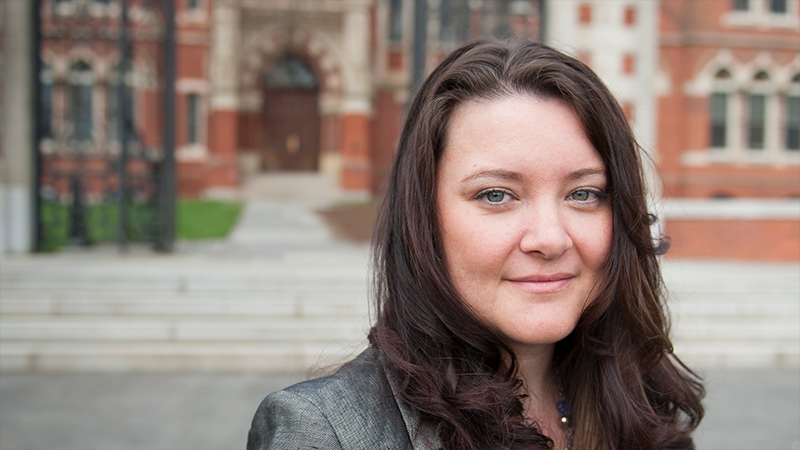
[567, 167, 606, 181]
[460, 169, 524, 183]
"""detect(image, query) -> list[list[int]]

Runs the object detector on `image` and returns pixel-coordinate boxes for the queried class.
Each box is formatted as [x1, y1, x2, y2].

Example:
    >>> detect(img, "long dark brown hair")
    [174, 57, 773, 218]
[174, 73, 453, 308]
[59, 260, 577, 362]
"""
[368, 39, 704, 450]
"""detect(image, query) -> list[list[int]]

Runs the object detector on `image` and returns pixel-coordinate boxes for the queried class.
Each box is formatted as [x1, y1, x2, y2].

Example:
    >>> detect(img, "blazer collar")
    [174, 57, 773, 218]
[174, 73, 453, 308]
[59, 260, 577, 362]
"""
[385, 367, 442, 450]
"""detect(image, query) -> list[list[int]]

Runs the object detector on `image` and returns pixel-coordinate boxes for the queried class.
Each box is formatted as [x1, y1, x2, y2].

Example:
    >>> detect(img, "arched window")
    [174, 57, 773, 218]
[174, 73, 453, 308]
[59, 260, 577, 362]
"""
[710, 68, 733, 148]
[747, 70, 772, 150]
[747, 93, 766, 149]
[265, 57, 317, 89]
[710, 93, 728, 148]
[715, 68, 733, 79]
[68, 61, 94, 141]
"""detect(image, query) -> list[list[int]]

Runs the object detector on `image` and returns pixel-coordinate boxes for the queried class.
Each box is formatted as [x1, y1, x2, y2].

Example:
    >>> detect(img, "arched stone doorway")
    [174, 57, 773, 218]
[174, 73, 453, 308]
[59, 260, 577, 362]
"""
[261, 56, 320, 171]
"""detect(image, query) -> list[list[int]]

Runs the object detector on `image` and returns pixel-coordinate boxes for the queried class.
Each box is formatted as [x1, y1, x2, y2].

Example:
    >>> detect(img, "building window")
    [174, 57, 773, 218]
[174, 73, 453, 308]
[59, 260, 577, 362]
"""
[389, 0, 403, 43]
[754, 70, 770, 81]
[770, 0, 788, 13]
[710, 93, 728, 148]
[265, 57, 318, 89]
[624, 5, 636, 26]
[578, 3, 592, 24]
[440, 0, 454, 42]
[68, 61, 94, 142]
[732, 0, 750, 11]
[186, 94, 200, 145]
[787, 96, 800, 151]
[747, 94, 766, 150]
[725, 0, 798, 27]
[39, 62, 54, 139]
[686, 62, 800, 165]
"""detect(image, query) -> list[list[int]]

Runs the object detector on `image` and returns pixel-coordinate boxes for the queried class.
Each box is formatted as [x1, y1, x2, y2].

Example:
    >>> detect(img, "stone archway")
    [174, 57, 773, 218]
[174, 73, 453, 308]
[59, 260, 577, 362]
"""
[239, 27, 344, 176]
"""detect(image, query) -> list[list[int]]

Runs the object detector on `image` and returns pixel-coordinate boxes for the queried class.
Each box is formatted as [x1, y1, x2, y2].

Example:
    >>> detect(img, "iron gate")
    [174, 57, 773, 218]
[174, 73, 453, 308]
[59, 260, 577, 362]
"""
[34, 0, 175, 252]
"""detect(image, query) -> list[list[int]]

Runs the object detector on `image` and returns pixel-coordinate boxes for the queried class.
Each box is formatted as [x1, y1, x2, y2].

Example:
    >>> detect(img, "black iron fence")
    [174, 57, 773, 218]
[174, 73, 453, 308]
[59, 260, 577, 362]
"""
[34, 0, 174, 252]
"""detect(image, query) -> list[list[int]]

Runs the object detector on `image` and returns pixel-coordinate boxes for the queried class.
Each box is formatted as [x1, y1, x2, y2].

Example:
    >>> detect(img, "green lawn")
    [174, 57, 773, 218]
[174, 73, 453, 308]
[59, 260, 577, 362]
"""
[38, 199, 244, 250]
[177, 199, 244, 240]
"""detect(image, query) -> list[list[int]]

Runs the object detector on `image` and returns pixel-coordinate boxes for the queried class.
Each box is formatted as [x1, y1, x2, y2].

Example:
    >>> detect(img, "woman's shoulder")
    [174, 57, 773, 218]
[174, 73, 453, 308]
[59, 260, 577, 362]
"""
[281, 348, 387, 402]
[247, 348, 413, 450]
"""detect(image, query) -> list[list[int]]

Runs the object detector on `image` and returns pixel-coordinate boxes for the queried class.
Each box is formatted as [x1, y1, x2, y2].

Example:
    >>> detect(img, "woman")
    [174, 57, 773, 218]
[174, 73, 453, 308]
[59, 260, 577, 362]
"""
[248, 39, 704, 450]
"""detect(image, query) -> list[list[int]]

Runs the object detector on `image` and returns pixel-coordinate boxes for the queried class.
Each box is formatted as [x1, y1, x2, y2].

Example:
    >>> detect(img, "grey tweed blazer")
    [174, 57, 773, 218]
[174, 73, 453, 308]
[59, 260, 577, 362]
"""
[247, 348, 440, 450]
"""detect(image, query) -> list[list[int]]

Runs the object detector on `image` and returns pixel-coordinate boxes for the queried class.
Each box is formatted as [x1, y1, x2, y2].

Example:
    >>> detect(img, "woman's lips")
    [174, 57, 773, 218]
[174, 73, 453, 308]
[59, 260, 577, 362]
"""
[506, 274, 574, 294]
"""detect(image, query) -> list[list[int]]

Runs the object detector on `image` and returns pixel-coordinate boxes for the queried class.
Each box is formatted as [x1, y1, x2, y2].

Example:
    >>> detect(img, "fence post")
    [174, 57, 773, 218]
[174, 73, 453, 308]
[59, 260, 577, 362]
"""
[157, 0, 176, 252]
[117, 0, 130, 252]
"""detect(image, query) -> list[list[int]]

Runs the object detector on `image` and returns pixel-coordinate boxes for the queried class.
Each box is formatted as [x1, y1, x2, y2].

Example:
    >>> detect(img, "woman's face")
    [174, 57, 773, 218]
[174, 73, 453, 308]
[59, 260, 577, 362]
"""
[436, 95, 613, 355]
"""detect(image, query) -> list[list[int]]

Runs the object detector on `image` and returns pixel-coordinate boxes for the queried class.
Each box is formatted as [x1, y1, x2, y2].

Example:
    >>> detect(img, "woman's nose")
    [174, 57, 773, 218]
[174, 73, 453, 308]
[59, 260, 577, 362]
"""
[518, 203, 573, 259]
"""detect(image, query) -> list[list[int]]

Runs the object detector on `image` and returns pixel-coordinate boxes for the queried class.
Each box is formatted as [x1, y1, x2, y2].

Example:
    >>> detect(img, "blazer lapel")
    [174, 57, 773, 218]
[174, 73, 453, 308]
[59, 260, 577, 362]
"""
[385, 368, 442, 450]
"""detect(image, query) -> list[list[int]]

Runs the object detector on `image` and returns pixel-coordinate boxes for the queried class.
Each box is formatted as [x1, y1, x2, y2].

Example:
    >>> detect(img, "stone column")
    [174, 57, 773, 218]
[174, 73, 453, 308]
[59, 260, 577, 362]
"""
[208, 0, 240, 189]
[634, 0, 662, 205]
[0, 1, 35, 253]
[340, 0, 373, 192]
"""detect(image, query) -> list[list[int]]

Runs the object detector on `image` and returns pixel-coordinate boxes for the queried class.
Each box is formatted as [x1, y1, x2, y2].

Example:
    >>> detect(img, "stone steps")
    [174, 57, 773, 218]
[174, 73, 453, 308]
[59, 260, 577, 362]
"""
[0, 292, 365, 317]
[662, 259, 799, 368]
[0, 315, 368, 342]
[0, 247, 372, 373]
[0, 341, 366, 373]
[1, 254, 797, 372]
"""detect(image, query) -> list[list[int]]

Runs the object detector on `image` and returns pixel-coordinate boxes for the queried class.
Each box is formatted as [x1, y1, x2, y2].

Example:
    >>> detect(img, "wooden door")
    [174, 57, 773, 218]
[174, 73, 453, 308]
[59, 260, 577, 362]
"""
[261, 87, 320, 171]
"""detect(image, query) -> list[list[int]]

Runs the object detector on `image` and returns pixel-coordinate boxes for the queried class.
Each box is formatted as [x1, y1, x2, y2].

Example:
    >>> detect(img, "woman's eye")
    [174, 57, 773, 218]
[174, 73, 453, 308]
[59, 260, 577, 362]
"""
[475, 189, 512, 204]
[485, 191, 506, 203]
[570, 189, 598, 202]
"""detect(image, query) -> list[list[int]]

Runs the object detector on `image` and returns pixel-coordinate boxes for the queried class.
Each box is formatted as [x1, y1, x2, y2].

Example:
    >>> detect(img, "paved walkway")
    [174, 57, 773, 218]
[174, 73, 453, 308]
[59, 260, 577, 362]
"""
[1, 368, 797, 450]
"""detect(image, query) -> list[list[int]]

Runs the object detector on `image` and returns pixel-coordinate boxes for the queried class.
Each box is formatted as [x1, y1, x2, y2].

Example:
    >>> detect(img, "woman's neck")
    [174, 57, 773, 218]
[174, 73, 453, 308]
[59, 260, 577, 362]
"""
[511, 343, 568, 448]
[511, 343, 557, 404]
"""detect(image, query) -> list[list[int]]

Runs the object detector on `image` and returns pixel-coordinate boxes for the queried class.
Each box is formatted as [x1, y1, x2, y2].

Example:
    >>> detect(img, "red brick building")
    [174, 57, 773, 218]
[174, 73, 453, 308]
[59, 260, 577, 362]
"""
[5, 0, 798, 259]
[166, 0, 543, 197]
[657, 0, 800, 261]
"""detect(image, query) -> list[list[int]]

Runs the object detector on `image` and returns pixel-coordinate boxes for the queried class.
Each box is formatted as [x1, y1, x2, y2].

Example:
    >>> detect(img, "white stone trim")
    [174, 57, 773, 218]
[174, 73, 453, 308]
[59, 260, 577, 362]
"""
[176, 78, 209, 94]
[209, 95, 239, 110]
[341, 96, 372, 115]
[209, 2, 240, 111]
[660, 198, 800, 220]
[176, 144, 209, 163]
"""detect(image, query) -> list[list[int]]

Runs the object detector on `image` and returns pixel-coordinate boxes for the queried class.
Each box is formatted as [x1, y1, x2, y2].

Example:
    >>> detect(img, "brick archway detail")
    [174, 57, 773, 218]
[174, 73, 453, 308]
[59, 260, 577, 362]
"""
[238, 27, 346, 178]
[240, 27, 343, 113]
